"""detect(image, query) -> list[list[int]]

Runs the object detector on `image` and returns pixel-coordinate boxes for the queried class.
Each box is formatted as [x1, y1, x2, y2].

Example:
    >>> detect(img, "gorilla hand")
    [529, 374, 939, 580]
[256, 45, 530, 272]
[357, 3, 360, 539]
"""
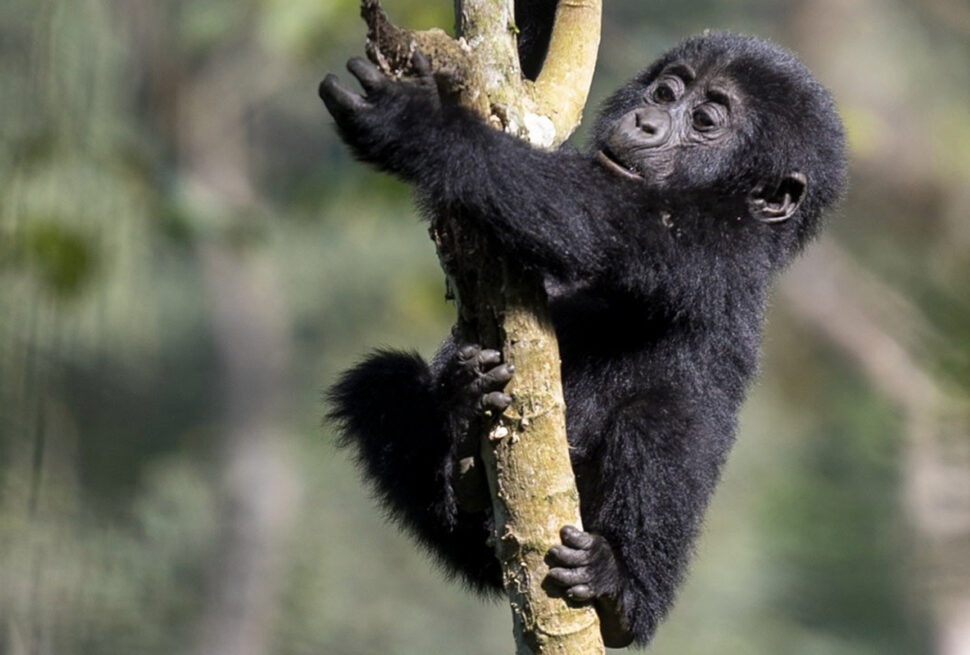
[318, 52, 443, 174]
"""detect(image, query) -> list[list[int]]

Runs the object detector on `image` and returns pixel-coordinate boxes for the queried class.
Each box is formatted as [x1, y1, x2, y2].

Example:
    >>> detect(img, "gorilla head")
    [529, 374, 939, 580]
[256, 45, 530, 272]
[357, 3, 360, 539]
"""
[594, 34, 845, 247]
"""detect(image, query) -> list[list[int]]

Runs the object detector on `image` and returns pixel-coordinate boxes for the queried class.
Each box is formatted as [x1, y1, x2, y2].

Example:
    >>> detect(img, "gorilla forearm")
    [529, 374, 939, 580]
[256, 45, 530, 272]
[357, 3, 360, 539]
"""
[322, 59, 645, 281]
[415, 127, 620, 279]
[407, 121, 627, 279]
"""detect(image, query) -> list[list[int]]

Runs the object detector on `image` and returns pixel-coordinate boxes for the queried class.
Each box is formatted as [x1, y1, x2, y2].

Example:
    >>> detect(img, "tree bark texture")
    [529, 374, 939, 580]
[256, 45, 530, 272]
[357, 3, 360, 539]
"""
[361, 0, 603, 652]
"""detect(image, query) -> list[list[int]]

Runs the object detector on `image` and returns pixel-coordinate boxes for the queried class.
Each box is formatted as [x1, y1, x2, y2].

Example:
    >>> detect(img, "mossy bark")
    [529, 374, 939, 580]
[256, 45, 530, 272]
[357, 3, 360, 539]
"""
[362, 1, 603, 651]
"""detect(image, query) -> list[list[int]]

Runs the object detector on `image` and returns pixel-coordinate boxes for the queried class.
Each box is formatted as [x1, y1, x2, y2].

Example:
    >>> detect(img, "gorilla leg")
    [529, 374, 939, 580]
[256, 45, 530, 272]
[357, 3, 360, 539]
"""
[328, 347, 507, 592]
[328, 349, 444, 520]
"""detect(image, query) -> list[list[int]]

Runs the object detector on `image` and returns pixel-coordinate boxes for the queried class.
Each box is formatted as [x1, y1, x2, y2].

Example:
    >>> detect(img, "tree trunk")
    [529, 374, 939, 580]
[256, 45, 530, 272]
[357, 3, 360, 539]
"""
[362, 0, 603, 651]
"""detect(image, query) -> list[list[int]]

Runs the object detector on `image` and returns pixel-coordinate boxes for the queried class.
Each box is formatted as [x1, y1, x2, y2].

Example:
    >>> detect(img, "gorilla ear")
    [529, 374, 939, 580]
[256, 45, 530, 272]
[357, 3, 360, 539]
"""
[748, 172, 807, 223]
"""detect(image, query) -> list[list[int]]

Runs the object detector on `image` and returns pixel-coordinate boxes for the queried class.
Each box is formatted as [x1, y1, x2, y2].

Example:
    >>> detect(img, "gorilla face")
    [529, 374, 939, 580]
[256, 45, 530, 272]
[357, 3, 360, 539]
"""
[595, 60, 745, 190]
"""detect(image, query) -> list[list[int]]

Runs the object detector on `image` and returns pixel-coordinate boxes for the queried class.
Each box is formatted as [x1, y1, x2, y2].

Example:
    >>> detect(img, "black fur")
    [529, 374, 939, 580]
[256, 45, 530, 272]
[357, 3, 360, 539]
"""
[323, 32, 846, 647]
[515, 0, 558, 79]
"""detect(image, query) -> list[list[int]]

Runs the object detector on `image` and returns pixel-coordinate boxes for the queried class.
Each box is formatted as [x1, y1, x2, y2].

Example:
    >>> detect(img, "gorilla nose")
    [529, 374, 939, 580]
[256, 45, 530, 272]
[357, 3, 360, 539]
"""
[633, 107, 670, 143]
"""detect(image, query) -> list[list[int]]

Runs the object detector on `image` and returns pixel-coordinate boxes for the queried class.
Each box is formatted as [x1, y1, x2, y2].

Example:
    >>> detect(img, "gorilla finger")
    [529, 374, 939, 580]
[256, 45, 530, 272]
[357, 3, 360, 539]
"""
[567, 584, 595, 602]
[561, 525, 595, 550]
[547, 567, 591, 587]
[431, 66, 459, 95]
[412, 50, 432, 77]
[476, 349, 502, 369]
[458, 344, 482, 361]
[482, 392, 512, 412]
[347, 57, 387, 93]
[481, 363, 515, 389]
[319, 75, 370, 118]
[548, 545, 592, 567]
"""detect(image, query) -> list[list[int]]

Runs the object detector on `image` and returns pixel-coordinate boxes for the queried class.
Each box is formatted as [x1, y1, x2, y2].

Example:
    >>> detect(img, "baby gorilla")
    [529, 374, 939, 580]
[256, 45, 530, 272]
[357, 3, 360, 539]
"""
[323, 33, 846, 647]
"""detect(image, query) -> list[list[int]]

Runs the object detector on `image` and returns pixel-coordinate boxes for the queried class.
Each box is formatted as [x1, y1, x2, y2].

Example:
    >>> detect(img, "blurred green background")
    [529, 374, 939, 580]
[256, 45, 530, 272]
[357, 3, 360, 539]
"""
[1, 0, 969, 653]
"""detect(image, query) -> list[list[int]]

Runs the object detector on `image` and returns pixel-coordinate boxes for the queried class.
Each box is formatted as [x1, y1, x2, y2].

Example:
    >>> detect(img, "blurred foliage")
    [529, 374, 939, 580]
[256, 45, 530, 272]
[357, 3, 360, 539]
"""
[1, 0, 968, 654]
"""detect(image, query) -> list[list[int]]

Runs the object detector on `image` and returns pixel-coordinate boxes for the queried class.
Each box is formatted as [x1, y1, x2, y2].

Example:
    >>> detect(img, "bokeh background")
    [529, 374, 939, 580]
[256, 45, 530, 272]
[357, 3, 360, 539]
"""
[2, 0, 969, 654]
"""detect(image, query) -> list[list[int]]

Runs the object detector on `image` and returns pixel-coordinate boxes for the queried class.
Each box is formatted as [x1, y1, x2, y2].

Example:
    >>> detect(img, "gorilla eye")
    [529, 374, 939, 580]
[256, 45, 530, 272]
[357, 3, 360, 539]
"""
[650, 76, 683, 104]
[654, 84, 676, 103]
[691, 103, 725, 132]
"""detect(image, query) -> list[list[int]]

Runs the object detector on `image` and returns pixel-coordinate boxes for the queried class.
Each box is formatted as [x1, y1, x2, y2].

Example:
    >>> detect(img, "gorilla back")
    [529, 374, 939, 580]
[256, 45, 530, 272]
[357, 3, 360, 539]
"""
[323, 32, 846, 648]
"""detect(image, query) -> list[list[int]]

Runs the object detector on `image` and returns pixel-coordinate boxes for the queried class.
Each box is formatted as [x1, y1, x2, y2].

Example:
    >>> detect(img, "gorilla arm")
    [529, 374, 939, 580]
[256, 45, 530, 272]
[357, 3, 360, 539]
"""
[319, 56, 654, 283]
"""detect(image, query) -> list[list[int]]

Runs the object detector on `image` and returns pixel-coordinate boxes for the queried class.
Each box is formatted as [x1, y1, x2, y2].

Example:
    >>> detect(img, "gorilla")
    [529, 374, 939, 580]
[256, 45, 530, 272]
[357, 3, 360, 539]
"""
[320, 32, 846, 647]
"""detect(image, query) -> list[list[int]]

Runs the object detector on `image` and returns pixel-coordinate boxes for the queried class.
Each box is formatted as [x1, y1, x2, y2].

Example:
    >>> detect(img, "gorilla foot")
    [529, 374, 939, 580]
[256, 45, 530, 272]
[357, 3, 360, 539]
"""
[546, 525, 622, 602]
[456, 344, 514, 415]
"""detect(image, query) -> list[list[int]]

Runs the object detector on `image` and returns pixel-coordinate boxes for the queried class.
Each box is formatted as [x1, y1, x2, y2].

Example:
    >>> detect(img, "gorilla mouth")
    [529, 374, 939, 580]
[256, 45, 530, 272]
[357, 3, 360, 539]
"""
[596, 149, 645, 182]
